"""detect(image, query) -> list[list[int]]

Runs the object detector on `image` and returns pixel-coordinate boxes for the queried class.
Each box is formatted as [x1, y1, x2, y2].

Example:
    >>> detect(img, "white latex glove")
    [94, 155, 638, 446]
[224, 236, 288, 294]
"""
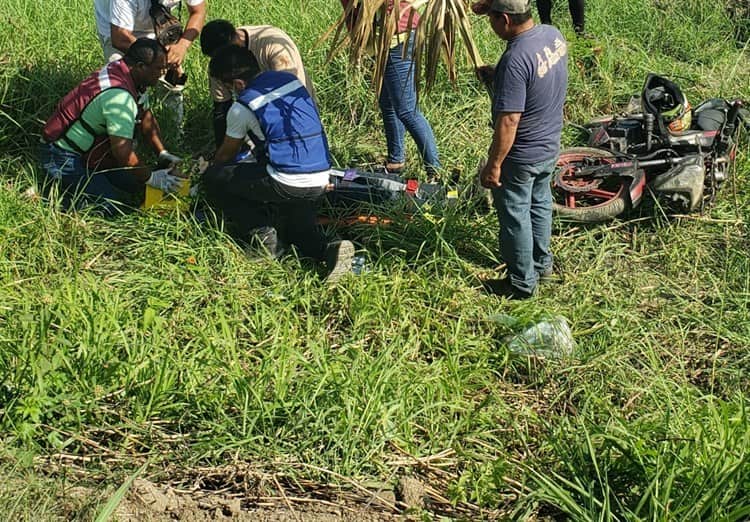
[147, 168, 184, 194]
[158, 149, 183, 167]
[197, 155, 209, 174]
[189, 182, 201, 197]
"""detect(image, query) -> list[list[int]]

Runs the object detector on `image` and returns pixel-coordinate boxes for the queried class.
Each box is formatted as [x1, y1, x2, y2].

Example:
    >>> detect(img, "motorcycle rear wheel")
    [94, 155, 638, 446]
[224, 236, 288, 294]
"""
[552, 147, 631, 223]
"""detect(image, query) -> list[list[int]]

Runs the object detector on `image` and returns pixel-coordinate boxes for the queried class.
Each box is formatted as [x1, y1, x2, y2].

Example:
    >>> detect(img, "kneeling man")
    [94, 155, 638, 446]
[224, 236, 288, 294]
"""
[40, 38, 184, 214]
[205, 45, 353, 282]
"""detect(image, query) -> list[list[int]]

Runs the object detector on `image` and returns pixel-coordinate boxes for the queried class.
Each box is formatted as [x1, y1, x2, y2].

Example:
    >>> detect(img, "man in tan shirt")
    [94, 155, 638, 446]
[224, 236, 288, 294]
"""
[200, 20, 314, 146]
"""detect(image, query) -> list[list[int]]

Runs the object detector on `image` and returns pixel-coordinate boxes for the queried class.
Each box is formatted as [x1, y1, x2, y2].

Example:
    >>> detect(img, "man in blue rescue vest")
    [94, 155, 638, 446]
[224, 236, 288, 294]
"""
[205, 45, 354, 282]
[40, 38, 185, 215]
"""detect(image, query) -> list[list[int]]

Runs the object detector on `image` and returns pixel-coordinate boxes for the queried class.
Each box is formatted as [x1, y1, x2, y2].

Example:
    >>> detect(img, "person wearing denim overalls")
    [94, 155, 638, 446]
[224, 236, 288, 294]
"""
[340, 0, 440, 175]
[476, 0, 568, 299]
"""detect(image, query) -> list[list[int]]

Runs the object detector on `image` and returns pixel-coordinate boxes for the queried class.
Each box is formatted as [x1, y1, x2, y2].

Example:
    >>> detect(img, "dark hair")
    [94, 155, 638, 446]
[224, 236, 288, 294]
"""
[508, 10, 532, 24]
[123, 38, 167, 66]
[200, 19, 236, 56]
[209, 45, 260, 83]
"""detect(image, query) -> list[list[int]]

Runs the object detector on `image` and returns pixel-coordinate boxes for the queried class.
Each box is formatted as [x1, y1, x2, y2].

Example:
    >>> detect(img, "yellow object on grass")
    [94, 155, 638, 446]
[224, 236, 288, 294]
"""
[141, 178, 191, 211]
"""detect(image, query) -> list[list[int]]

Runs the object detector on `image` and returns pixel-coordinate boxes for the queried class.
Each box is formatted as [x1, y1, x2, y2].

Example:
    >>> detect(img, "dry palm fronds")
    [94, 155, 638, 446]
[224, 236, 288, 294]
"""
[323, 0, 483, 95]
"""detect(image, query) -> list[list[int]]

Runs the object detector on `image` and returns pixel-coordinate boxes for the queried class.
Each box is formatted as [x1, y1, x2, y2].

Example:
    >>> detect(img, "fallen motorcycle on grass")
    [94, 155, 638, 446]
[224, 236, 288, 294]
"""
[553, 74, 749, 222]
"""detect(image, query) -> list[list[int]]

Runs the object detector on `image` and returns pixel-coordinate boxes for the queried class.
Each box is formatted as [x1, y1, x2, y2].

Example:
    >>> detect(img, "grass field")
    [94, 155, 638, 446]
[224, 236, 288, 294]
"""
[1, 0, 749, 519]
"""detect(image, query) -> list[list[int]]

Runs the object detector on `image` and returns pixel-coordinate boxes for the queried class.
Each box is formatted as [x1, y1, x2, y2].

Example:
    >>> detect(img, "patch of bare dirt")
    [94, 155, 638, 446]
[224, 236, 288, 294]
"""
[35, 451, 508, 520]
[106, 473, 455, 521]
[115, 478, 408, 521]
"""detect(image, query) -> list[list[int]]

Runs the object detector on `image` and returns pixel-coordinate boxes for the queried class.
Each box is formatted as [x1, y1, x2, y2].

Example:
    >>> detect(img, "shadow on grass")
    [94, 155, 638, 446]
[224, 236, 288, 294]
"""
[1, 59, 215, 161]
[1, 60, 88, 159]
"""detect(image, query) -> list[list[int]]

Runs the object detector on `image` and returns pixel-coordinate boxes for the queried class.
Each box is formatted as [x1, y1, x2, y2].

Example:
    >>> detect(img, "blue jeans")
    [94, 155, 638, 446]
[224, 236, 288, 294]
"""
[491, 157, 557, 294]
[39, 142, 143, 215]
[379, 33, 440, 173]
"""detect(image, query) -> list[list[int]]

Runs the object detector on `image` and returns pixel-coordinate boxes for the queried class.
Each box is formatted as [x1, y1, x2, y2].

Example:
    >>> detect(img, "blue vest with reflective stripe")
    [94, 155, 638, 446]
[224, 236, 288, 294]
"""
[237, 71, 331, 174]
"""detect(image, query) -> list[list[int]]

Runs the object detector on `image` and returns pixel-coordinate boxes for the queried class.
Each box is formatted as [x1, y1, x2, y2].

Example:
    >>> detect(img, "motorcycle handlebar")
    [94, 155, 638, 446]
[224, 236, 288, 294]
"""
[735, 103, 750, 130]
[727, 100, 744, 127]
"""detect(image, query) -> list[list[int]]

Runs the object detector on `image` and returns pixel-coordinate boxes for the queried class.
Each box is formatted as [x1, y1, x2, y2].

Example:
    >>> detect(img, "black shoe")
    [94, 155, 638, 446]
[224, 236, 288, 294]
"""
[324, 240, 355, 283]
[482, 278, 534, 300]
[244, 226, 287, 260]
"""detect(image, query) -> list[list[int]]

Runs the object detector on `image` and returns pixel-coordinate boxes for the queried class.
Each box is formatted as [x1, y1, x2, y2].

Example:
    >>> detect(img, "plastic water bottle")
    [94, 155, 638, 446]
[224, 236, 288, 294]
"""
[505, 315, 576, 359]
[351, 254, 367, 275]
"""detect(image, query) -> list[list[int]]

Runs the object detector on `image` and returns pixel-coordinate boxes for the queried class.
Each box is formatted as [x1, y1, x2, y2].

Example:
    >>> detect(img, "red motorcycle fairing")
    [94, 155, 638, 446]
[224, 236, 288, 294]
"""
[627, 169, 647, 207]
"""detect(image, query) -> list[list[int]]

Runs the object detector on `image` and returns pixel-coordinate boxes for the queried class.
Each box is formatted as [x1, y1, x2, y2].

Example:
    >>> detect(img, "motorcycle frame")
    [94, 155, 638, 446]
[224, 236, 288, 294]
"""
[568, 100, 745, 212]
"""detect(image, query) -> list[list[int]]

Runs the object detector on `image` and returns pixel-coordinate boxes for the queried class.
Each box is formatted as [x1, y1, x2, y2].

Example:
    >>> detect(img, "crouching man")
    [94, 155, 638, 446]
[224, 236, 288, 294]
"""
[199, 19, 315, 148]
[205, 45, 354, 282]
[40, 38, 184, 215]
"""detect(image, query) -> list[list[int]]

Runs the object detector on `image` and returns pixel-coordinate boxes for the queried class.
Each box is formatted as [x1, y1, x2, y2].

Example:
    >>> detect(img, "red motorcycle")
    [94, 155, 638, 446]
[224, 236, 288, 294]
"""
[553, 74, 748, 222]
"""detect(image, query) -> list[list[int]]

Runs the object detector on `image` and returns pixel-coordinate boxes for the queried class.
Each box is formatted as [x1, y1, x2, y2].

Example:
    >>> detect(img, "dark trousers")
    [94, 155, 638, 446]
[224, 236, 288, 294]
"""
[203, 162, 328, 260]
[537, 0, 585, 32]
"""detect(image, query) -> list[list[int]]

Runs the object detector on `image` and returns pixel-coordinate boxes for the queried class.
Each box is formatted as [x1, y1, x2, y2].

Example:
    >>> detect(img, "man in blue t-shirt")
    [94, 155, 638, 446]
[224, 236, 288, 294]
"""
[475, 0, 568, 299]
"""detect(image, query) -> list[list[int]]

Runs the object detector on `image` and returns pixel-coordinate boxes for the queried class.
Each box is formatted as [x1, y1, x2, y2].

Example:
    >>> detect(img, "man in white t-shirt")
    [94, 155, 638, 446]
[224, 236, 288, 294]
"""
[95, 0, 206, 65]
[94, 0, 206, 131]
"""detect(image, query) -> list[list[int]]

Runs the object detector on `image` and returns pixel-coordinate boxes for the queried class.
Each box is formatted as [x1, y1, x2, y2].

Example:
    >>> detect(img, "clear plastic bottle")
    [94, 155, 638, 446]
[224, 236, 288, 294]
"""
[506, 315, 576, 359]
[351, 254, 367, 275]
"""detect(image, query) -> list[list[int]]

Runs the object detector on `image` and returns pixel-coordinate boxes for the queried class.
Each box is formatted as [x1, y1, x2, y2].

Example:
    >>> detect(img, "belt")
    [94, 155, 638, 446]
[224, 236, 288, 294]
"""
[390, 30, 412, 49]
[46, 140, 81, 156]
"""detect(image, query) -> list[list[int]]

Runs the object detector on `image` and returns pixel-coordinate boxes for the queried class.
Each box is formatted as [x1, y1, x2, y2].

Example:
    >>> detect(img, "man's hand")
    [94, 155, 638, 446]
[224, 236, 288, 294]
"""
[476, 65, 495, 85]
[147, 168, 185, 194]
[197, 156, 210, 174]
[476, 65, 495, 98]
[479, 161, 502, 189]
[167, 39, 190, 68]
[158, 150, 183, 168]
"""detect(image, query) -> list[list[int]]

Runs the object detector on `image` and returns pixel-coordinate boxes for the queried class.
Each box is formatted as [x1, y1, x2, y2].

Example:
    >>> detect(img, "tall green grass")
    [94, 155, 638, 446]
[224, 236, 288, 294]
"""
[1, 0, 749, 518]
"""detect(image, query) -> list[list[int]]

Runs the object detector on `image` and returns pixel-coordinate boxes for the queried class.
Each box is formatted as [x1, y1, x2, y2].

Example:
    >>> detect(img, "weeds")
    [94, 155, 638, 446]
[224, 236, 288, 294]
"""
[0, 0, 749, 518]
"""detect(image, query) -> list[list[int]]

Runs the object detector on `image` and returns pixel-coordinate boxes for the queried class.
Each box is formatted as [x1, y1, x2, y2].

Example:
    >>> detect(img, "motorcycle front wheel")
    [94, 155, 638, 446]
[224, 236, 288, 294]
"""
[552, 147, 632, 223]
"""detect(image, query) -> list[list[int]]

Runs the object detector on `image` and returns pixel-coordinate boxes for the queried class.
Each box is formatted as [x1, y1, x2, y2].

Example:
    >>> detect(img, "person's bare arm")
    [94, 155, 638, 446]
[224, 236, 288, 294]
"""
[139, 109, 166, 156]
[109, 136, 150, 182]
[110, 24, 136, 53]
[213, 136, 245, 164]
[480, 111, 521, 188]
[167, 1, 207, 67]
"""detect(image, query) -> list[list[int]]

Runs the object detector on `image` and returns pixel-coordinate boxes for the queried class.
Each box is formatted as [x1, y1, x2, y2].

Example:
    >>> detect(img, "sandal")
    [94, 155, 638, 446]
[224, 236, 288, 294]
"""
[384, 162, 405, 174]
